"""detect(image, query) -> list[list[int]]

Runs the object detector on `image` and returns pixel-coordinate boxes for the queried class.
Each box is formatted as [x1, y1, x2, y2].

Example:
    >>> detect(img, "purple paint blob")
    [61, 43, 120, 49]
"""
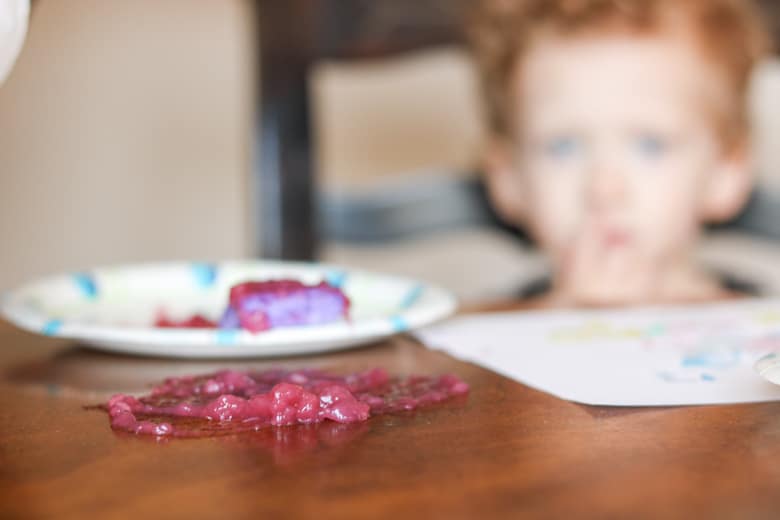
[223, 280, 350, 333]
[155, 279, 350, 333]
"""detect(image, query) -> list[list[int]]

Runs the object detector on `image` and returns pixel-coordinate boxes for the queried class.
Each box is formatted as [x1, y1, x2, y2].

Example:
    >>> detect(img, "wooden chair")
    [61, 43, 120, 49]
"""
[254, 0, 470, 260]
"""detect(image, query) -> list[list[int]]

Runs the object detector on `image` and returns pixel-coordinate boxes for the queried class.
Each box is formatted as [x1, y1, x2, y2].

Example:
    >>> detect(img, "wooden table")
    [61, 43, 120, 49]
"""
[2, 314, 780, 519]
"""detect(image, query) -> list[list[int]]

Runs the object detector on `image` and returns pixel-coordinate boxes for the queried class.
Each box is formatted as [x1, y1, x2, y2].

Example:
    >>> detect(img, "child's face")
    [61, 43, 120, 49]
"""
[491, 33, 751, 303]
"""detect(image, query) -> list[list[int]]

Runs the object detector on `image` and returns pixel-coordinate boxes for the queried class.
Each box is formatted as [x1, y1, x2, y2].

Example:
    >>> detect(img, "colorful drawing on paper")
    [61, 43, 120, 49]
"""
[547, 308, 780, 384]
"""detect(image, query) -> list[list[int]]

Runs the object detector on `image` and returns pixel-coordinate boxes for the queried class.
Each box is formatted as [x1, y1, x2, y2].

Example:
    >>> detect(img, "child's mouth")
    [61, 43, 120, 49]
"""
[602, 228, 631, 248]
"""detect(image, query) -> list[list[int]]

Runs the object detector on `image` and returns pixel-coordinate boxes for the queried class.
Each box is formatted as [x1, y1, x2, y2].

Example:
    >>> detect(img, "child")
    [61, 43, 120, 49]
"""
[469, 0, 771, 307]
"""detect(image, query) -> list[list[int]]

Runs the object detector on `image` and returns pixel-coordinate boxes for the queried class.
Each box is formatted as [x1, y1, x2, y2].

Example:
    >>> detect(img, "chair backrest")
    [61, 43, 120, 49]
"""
[255, 0, 469, 260]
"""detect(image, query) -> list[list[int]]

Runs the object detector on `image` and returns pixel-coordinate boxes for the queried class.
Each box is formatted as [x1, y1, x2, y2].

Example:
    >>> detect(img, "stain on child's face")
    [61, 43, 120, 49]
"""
[505, 33, 747, 303]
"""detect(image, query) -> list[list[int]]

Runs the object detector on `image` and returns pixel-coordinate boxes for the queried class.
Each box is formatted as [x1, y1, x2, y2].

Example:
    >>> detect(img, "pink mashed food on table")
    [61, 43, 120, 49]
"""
[155, 279, 350, 333]
[104, 368, 469, 438]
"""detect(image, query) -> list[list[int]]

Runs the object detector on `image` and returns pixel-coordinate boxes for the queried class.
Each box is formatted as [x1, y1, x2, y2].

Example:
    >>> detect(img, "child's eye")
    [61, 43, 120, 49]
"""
[634, 134, 670, 159]
[541, 136, 581, 159]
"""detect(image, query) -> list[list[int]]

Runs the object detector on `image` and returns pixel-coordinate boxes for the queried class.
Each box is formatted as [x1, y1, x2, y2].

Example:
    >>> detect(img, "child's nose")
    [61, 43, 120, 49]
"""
[586, 160, 626, 212]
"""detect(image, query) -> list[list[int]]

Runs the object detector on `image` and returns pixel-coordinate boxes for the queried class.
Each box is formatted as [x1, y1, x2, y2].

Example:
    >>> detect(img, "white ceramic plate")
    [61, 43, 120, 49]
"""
[0, 261, 457, 358]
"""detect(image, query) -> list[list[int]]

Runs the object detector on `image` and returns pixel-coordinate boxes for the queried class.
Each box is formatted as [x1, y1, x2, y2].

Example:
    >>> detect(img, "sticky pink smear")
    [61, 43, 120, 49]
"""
[234, 421, 371, 466]
[155, 312, 217, 329]
[102, 368, 469, 438]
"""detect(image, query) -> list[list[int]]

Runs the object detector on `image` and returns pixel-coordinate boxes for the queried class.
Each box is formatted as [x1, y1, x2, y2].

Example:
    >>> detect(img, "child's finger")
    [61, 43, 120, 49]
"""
[562, 218, 660, 305]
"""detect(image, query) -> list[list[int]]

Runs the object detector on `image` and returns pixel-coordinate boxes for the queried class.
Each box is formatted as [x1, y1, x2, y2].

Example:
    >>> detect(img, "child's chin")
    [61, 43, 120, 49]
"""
[544, 288, 642, 309]
[550, 277, 728, 308]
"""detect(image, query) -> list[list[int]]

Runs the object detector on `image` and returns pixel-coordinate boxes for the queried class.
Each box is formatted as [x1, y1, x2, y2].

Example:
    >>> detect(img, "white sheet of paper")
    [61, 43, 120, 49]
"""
[417, 299, 780, 406]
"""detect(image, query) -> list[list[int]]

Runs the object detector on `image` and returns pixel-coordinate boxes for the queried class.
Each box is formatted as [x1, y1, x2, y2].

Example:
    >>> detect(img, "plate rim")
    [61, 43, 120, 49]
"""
[0, 259, 458, 358]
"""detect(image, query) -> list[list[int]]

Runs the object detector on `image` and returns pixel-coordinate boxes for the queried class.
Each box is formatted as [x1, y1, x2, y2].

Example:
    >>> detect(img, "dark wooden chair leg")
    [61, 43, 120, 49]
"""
[254, 1, 317, 260]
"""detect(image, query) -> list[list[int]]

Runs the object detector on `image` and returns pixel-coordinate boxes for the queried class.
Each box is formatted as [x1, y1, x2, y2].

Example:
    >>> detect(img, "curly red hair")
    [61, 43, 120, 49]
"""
[469, 0, 770, 144]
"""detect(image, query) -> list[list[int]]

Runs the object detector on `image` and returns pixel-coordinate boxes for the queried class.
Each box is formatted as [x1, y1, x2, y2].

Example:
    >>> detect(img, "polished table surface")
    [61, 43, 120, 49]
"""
[2, 309, 780, 519]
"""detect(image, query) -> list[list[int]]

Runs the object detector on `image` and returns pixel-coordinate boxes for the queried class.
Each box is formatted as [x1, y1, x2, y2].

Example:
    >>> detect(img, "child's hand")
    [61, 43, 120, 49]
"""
[559, 216, 657, 306]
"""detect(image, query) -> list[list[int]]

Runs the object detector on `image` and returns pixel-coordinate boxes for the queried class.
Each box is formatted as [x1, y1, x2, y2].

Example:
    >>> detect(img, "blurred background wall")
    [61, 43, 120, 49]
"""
[0, 0, 253, 289]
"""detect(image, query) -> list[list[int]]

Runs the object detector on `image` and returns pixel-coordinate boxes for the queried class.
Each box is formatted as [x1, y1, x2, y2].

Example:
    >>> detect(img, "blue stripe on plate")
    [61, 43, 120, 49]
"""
[400, 284, 424, 310]
[73, 273, 98, 299]
[325, 270, 348, 288]
[42, 319, 63, 336]
[192, 263, 218, 288]
[390, 315, 409, 333]
[216, 329, 240, 345]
